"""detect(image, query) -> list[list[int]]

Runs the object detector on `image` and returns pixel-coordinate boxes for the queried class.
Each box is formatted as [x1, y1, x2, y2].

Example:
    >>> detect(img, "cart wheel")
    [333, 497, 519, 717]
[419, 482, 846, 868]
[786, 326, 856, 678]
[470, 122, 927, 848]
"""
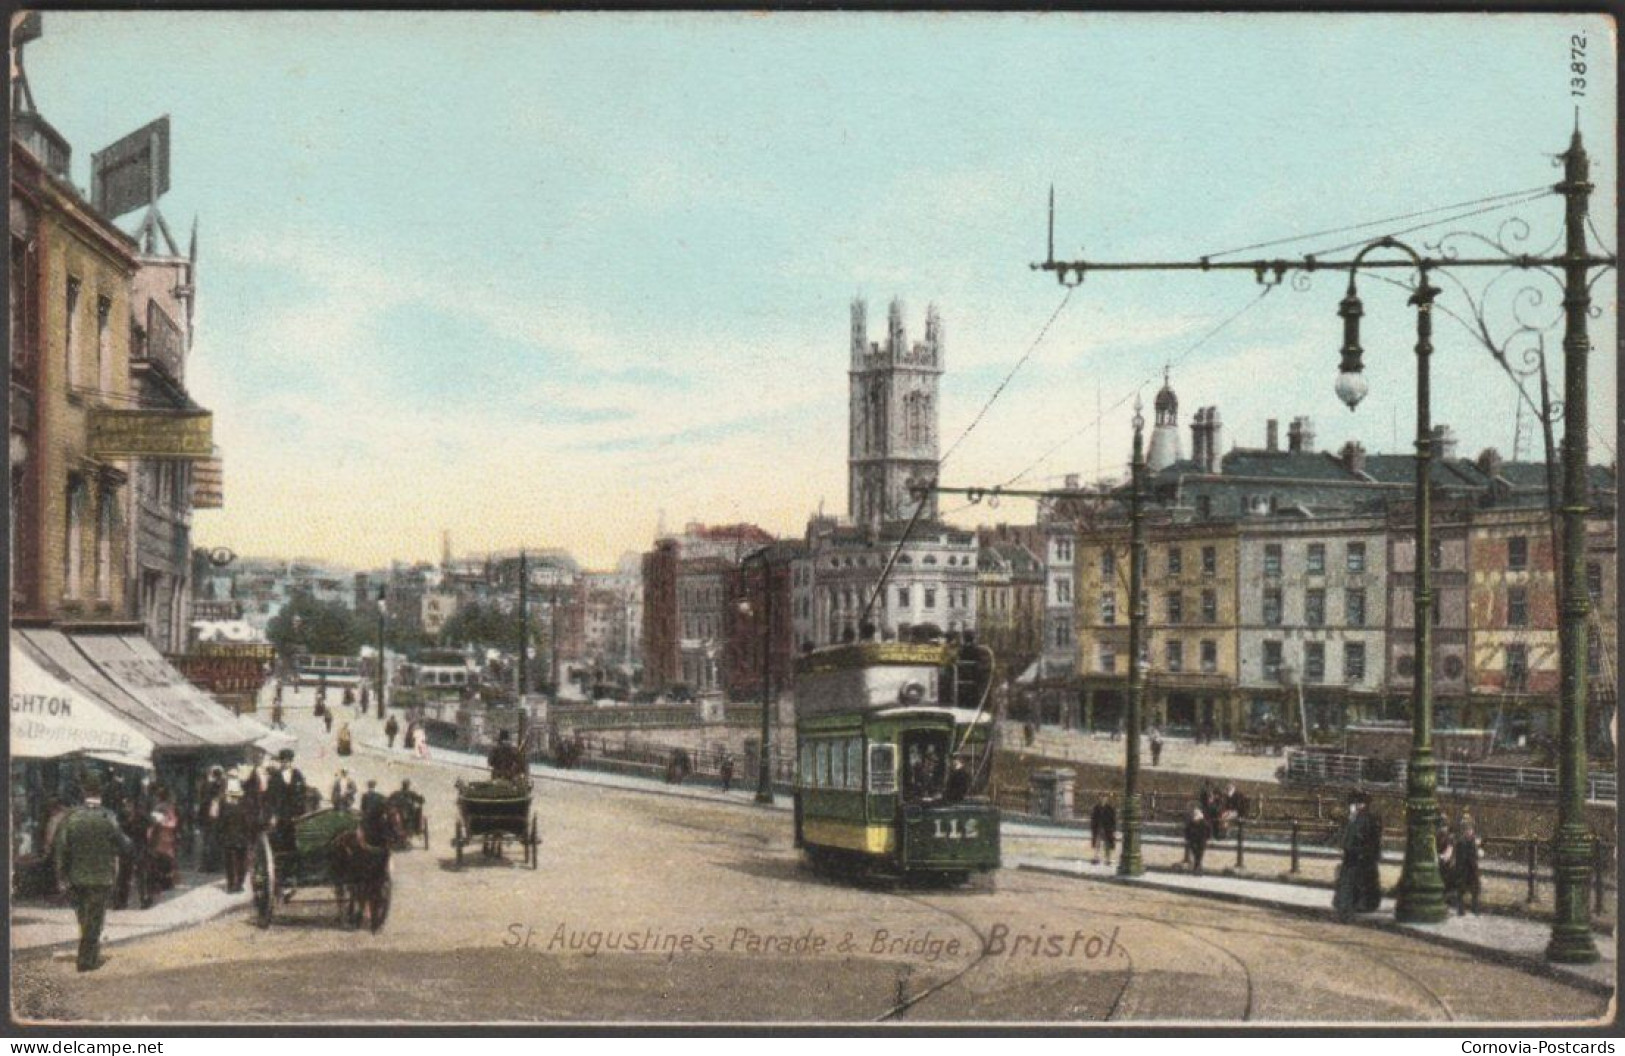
[453, 821, 465, 868]
[251, 834, 275, 928]
[529, 814, 540, 870]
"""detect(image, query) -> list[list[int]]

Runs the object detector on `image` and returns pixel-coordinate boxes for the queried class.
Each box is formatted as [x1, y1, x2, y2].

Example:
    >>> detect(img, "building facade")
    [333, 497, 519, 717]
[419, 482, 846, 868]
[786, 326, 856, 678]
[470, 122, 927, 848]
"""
[10, 129, 139, 624]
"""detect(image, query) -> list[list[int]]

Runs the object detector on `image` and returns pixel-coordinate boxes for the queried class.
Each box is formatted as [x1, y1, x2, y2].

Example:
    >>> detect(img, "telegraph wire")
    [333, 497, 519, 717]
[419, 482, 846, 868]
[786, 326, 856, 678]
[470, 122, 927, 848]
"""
[997, 282, 1276, 490]
[1203, 185, 1554, 260]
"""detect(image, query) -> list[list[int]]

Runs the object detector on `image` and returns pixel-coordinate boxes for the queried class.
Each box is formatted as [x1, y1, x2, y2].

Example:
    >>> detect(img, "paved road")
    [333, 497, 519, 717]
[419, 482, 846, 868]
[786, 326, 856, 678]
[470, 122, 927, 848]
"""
[12, 704, 1611, 1025]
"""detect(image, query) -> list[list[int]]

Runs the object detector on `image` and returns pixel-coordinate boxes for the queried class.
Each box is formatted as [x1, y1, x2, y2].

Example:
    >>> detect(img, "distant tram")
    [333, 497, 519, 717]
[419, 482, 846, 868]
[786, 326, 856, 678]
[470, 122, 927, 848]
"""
[295, 653, 363, 688]
[792, 640, 1000, 882]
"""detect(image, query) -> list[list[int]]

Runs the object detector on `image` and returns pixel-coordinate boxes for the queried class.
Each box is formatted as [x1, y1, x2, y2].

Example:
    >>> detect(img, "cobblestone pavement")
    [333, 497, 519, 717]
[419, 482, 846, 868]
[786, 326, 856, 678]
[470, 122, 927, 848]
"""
[11, 700, 1613, 1026]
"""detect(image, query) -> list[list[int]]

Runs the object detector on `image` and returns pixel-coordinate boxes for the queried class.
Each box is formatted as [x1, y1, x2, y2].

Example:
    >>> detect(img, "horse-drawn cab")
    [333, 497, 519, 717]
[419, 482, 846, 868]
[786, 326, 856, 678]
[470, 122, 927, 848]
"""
[252, 806, 393, 932]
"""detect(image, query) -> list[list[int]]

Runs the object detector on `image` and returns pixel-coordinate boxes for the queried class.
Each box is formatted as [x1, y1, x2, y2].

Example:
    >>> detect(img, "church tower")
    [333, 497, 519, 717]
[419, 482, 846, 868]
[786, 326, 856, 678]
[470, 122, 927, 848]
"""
[848, 298, 943, 526]
[1147, 368, 1182, 472]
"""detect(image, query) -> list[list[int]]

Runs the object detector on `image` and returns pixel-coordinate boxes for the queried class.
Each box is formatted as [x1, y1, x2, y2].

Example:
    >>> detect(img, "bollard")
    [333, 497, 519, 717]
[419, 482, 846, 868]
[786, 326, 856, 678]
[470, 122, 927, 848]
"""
[1527, 840, 1538, 903]
[1290, 821, 1301, 874]
[1236, 821, 1245, 869]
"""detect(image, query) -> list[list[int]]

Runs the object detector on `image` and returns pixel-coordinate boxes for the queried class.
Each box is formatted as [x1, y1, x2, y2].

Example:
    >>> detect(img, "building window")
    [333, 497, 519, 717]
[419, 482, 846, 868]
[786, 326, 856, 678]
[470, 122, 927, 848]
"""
[1264, 544, 1282, 576]
[96, 296, 112, 394]
[95, 487, 114, 601]
[1100, 592, 1117, 625]
[1307, 543, 1325, 575]
[1262, 587, 1282, 627]
[1166, 639, 1184, 673]
[1201, 589, 1217, 623]
[924, 587, 936, 609]
[1168, 547, 1183, 576]
[1429, 538, 1443, 569]
[1347, 542, 1366, 573]
[64, 476, 86, 599]
[1196, 495, 1212, 519]
[1588, 628, 1601, 678]
[1201, 545, 1217, 576]
[1344, 642, 1366, 684]
[1346, 589, 1367, 628]
[1305, 588, 1325, 627]
[1262, 640, 1283, 681]
[1587, 562, 1602, 603]
[1304, 642, 1325, 683]
[1166, 591, 1184, 624]
[1508, 586, 1529, 627]
[1101, 550, 1116, 577]
[1053, 618, 1072, 648]
[1098, 642, 1116, 674]
[1055, 576, 1072, 604]
[1200, 639, 1217, 673]
[1508, 536, 1528, 571]
[896, 587, 909, 609]
[64, 275, 81, 389]
[1505, 644, 1529, 692]
[1055, 539, 1073, 563]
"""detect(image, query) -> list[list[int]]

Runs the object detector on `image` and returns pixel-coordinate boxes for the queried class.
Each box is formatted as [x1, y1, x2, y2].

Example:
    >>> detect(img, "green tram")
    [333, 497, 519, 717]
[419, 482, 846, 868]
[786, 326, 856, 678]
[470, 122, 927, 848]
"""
[791, 640, 1000, 881]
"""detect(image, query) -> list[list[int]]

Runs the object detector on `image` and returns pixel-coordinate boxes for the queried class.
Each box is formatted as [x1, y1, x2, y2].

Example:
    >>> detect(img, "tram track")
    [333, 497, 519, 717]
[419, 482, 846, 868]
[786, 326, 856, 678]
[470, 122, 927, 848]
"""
[1013, 873, 1479, 1022]
[870, 887, 995, 1022]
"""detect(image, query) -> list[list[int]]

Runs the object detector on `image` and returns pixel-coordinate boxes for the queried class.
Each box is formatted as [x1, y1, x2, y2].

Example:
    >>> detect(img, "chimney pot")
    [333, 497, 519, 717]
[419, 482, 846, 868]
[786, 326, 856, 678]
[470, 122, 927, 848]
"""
[1266, 419, 1279, 452]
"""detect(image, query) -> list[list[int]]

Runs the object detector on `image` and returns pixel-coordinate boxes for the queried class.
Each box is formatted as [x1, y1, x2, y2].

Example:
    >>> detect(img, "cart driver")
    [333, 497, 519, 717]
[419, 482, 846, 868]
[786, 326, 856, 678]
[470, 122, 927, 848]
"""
[487, 730, 526, 784]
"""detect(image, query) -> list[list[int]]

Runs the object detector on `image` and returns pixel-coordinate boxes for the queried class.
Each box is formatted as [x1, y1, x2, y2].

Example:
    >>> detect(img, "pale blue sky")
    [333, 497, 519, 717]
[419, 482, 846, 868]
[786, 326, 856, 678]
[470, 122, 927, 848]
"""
[26, 12, 1618, 566]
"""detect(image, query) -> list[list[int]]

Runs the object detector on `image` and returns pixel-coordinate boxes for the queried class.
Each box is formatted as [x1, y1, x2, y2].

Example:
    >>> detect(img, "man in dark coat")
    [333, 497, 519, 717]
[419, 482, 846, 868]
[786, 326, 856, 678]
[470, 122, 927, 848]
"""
[1089, 792, 1117, 866]
[218, 779, 253, 893]
[384, 714, 400, 749]
[1334, 792, 1382, 919]
[266, 751, 307, 853]
[1452, 815, 1482, 916]
[359, 780, 390, 846]
[487, 729, 525, 783]
[55, 775, 132, 971]
[943, 755, 971, 803]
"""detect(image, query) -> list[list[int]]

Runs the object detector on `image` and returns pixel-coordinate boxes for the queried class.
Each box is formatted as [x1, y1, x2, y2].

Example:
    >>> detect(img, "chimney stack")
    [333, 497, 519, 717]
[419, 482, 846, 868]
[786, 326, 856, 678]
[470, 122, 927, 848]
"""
[1266, 419, 1279, 452]
[1476, 447, 1504, 480]
[1190, 408, 1208, 469]
[1432, 424, 1458, 461]
[1206, 407, 1223, 472]
[1340, 440, 1367, 477]
[1064, 473, 1080, 490]
[1288, 416, 1315, 454]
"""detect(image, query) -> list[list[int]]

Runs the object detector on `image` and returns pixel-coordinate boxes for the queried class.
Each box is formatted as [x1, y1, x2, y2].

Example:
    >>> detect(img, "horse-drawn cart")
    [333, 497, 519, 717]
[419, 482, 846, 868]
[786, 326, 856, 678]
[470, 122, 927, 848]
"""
[451, 779, 540, 868]
[252, 808, 393, 931]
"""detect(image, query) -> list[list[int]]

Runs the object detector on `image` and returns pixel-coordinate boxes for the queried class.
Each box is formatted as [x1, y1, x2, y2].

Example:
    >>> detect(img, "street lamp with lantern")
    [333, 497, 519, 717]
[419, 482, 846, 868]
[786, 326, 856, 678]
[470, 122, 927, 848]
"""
[1118, 397, 1147, 878]
[740, 547, 777, 805]
[1329, 236, 1448, 924]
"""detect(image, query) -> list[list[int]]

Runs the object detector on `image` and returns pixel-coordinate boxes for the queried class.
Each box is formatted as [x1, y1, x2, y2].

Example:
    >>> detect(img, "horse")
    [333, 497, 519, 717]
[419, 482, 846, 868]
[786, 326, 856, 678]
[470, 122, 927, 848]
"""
[328, 805, 401, 932]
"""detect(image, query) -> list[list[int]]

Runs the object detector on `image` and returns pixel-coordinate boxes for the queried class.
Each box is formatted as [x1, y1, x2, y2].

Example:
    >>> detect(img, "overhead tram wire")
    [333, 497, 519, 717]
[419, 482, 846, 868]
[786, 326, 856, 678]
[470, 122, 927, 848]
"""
[856, 283, 1078, 629]
[1202, 185, 1555, 260]
[1293, 192, 1552, 260]
[997, 282, 1276, 491]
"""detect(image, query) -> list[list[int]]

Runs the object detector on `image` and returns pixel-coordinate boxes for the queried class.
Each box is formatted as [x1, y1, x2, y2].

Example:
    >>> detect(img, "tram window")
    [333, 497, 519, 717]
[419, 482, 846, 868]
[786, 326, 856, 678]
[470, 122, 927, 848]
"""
[799, 744, 813, 788]
[900, 729, 951, 802]
[868, 744, 897, 795]
[846, 740, 863, 790]
[819, 742, 834, 788]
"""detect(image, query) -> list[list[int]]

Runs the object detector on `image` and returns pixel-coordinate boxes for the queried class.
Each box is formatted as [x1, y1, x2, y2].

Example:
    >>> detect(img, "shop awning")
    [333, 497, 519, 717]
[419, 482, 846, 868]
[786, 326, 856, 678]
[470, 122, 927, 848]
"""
[14, 628, 257, 754]
[10, 638, 156, 764]
[237, 714, 296, 755]
[69, 631, 260, 751]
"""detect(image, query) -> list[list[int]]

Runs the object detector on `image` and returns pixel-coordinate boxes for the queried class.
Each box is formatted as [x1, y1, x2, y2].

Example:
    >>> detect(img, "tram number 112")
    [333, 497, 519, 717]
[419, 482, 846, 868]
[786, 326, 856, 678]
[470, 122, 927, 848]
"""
[932, 817, 980, 840]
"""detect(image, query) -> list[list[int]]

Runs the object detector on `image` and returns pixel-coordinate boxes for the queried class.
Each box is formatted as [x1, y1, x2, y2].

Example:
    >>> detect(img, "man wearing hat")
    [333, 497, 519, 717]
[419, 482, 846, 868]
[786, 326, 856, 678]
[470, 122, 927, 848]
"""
[266, 750, 308, 854]
[54, 774, 132, 971]
[218, 778, 253, 893]
[1333, 791, 1383, 920]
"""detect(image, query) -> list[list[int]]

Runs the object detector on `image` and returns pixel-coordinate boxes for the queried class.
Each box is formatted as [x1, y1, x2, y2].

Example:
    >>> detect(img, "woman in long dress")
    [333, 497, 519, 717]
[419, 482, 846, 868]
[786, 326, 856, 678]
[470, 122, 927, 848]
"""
[413, 725, 430, 760]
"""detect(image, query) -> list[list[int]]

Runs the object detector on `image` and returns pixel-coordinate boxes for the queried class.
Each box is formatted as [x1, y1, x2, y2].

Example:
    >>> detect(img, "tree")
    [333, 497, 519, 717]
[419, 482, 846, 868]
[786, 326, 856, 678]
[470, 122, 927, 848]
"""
[439, 601, 525, 653]
[267, 591, 367, 659]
